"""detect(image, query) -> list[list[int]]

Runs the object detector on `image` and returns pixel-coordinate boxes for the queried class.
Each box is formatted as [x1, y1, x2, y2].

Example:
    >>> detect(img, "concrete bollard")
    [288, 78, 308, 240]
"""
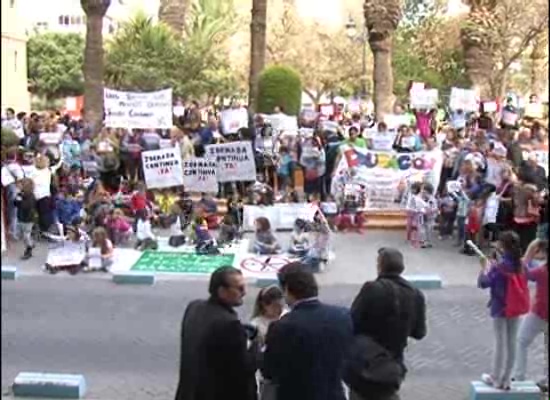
[469, 380, 541, 400]
[402, 274, 443, 290]
[13, 372, 86, 398]
[112, 272, 155, 285]
[2, 266, 18, 280]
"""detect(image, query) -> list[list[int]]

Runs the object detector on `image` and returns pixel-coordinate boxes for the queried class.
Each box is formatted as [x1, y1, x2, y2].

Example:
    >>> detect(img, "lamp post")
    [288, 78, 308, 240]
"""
[345, 16, 369, 99]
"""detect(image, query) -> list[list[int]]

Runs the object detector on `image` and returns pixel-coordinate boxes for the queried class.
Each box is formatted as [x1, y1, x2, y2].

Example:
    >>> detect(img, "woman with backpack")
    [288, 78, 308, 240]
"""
[478, 231, 530, 390]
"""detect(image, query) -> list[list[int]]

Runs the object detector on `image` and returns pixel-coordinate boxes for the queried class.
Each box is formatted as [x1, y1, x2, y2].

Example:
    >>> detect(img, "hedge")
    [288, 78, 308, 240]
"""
[257, 65, 302, 116]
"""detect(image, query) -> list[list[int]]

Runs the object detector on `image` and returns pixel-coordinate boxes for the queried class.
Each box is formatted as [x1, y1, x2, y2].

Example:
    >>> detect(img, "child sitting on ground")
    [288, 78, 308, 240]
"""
[197, 192, 219, 229]
[87, 227, 114, 272]
[56, 186, 84, 230]
[288, 218, 310, 257]
[155, 188, 178, 228]
[106, 208, 132, 246]
[253, 217, 281, 255]
[135, 209, 158, 251]
[166, 203, 187, 248]
[194, 215, 219, 255]
[335, 183, 366, 233]
[217, 214, 240, 247]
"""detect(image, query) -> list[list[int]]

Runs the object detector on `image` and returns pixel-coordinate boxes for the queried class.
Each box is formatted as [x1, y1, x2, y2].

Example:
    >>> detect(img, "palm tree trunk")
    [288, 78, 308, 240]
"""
[369, 37, 394, 121]
[81, 0, 110, 135]
[530, 34, 547, 98]
[158, 0, 186, 36]
[248, 0, 268, 114]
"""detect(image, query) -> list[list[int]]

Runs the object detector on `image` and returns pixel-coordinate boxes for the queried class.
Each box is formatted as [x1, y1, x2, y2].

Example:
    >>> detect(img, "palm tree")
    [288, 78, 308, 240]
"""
[248, 0, 268, 114]
[363, 0, 402, 121]
[158, 0, 187, 36]
[460, 0, 498, 98]
[81, 0, 111, 134]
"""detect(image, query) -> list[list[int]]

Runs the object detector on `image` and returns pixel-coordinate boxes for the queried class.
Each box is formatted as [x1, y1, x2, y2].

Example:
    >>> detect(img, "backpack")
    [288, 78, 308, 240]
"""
[504, 271, 530, 318]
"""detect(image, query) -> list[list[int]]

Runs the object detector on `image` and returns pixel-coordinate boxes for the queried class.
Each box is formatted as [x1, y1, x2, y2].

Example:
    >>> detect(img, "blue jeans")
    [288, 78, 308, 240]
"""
[456, 216, 466, 243]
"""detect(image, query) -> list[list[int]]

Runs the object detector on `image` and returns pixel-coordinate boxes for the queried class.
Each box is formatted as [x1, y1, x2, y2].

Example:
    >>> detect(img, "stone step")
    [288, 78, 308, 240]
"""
[112, 272, 155, 285]
[470, 380, 541, 399]
[2, 266, 18, 280]
[13, 372, 86, 398]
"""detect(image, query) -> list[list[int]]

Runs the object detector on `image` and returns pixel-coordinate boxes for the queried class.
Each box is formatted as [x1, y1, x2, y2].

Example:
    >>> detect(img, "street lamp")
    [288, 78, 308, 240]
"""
[345, 16, 369, 99]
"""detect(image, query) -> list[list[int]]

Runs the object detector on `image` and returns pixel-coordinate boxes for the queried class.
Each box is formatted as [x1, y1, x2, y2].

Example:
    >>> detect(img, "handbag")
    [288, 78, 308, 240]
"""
[342, 281, 406, 395]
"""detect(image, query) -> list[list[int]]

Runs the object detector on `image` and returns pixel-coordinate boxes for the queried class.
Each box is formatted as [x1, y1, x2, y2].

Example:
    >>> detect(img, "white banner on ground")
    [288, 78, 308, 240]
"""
[332, 145, 443, 210]
[242, 203, 314, 231]
[104, 88, 173, 129]
[410, 89, 439, 109]
[205, 141, 256, 182]
[220, 108, 248, 134]
[142, 146, 184, 189]
[449, 87, 478, 112]
[46, 242, 86, 267]
[182, 158, 218, 193]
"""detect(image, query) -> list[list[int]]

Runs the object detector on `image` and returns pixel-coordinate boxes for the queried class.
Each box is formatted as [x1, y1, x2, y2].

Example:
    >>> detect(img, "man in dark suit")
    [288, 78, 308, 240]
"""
[262, 262, 353, 400]
[349, 248, 427, 400]
[175, 267, 258, 400]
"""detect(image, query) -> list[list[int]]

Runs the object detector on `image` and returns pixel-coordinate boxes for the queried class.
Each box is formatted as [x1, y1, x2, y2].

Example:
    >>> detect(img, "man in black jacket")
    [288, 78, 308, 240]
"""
[349, 248, 427, 400]
[262, 262, 353, 400]
[175, 267, 258, 400]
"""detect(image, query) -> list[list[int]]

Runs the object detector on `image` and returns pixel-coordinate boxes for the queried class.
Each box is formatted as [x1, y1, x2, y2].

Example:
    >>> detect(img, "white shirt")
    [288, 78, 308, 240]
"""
[483, 193, 499, 225]
[32, 168, 53, 200]
[2, 118, 24, 138]
[136, 219, 155, 241]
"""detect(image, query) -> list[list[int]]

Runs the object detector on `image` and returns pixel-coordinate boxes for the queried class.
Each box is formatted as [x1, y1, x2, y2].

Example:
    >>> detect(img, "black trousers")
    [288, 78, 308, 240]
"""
[36, 196, 54, 232]
[514, 222, 538, 254]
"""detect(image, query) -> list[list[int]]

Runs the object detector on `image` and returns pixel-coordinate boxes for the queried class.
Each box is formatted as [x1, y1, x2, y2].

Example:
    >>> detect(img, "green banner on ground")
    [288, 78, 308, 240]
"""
[131, 251, 235, 274]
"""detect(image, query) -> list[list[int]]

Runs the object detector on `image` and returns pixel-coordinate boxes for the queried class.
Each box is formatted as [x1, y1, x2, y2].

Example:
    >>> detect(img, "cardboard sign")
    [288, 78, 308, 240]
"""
[370, 132, 397, 151]
[104, 88, 173, 129]
[410, 89, 439, 109]
[205, 141, 256, 182]
[524, 103, 543, 119]
[449, 87, 478, 112]
[182, 158, 218, 193]
[483, 101, 498, 113]
[39, 132, 63, 145]
[220, 108, 248, 134]
[142, 146, 184, 189]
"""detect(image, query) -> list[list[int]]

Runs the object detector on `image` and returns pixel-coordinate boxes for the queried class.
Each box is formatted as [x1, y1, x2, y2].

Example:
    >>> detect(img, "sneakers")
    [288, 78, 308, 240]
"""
[21, 247, 32, 260]
[481, 374, 510, 391]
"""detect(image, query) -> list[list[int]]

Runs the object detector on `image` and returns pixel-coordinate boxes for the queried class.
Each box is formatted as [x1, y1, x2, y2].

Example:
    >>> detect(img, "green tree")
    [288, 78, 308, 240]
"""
[257, 65, 302, 115]
[27, 33, 85, 100]
[104, 12, 187, 93]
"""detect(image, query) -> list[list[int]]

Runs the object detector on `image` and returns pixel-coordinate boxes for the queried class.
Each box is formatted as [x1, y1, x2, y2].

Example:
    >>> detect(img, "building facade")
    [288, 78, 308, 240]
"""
[1, 0, 31, 112]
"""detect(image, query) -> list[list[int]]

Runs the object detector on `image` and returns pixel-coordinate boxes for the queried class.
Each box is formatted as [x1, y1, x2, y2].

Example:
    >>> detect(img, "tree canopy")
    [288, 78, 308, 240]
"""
[27, 32, 85, 99]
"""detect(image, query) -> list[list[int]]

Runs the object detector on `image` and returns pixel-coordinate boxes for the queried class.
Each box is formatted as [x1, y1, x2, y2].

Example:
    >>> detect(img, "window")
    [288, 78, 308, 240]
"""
[14, 51, 17, 72]
[58, 15, 64, 25]
[76, 16, 82, 25]
[10, 0, 15, 8]
[70, 16, 77, 25]
[64, 15, 70, 25]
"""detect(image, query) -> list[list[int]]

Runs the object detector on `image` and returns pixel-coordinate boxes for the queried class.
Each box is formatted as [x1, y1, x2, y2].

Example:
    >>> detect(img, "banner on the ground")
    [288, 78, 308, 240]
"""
[142, 146, 184, 189]
[46, 242, 86, 267]
[220, 108, 248, 134]
[410, 88, 439, 109]
[182, 158, 218, 193]
[104, 88, 173, 129]
[205, 141, 256, 182]
[332, 145, 443, 210]
[449, 87, 478, 112]
[242, 203, 317, 231]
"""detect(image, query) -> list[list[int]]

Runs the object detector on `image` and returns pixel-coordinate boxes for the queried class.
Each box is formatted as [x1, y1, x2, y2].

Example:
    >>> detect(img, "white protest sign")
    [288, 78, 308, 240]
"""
[266, 114, 298, 133]
[319, 104, 334, 116]
[384, 114, 410, 130]
[483, 101, 498, 113]
[485, 158, 504, 187]
[410, 89, 439, 109]
[141, 146, 184, 189]
[401, 136, 417, 149]
[446, 180, 462, 194]
[46, 242, 86, 267]
[502, 109, 518, 126]
[370, 132, 397, 151]
[40, 132, 63, 144]
[524, 103, 543, 119]
[242, 203, 316, 231]
[159, 139, 173, 149]
[173, 105, 185, 117]
[182, 158, 218, 193]
[220, 108, 248, 134]
[449, 87, 478, 112]
[410, 82, 425, 93]
[104, 88, 173, 129]
[205, 141, 256, 182]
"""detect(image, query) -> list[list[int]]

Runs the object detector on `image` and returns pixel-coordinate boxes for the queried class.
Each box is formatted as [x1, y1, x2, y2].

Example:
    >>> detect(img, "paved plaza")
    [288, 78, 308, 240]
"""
[1, 231, 546, 400]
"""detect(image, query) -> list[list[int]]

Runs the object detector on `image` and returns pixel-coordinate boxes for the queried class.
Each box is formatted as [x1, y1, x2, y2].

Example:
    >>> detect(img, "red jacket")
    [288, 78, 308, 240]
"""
[131, 192, 148, 212]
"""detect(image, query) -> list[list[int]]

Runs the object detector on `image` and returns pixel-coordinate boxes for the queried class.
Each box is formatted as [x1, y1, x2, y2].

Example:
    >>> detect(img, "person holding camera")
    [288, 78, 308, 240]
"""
[175, 267, 259, 400]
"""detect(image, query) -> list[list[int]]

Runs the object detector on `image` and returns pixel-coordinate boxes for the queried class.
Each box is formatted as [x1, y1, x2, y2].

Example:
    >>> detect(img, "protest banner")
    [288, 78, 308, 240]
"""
[410, 88, 439, 109]
[483, 101, 498, 113]
[446, 180, 462, 194]
[182, 158, 218, 193]
[319, 104, 334, 117]
[220, 108, 248, 134]
[142, 146, 184, 189]
[383, 114, 410, 130]
[369, 131, 398, 151]
[264, 113, 298, 133]
[449, 87, 478, 112]
[159, 139, 173, 149]
[104, 88, 173, 129]
[332, 145, 443, 210]
[205, 141, 256, 182]
[173, 105, 185, 117]
[46, 242, 86, 267]
[39, 132, 63, 145]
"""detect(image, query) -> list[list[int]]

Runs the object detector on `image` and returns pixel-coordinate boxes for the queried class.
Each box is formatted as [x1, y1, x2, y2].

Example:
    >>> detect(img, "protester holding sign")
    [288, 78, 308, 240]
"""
[142, 146, 184, 190]
[182, 158, 218, 193]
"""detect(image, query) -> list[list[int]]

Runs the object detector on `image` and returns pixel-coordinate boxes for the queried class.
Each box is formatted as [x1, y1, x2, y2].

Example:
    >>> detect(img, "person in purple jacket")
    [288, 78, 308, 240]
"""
[478, 231, 527, 390]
